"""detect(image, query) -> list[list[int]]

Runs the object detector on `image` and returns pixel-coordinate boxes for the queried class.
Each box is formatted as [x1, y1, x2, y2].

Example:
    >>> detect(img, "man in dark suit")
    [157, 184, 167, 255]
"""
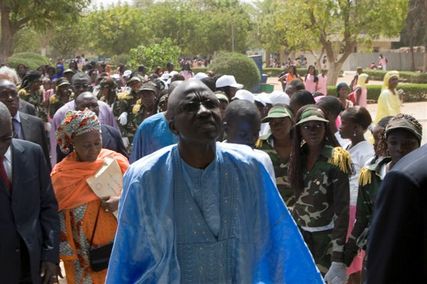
[0, 101, 60, 283]
[18, 98, 36, 116]
[56, 91, 128, 163]
[367, 144, 427, 283]
[0, 79, 50, 168]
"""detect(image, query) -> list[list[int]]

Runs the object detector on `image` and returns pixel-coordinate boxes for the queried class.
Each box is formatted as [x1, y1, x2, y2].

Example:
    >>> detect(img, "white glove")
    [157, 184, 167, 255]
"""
[324, 262, 348, 284]
[118, 112, 128, 125]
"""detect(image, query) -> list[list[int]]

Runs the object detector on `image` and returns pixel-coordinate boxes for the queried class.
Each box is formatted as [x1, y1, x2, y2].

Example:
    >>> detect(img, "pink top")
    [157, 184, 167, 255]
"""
[304, 74, 317, 94]
[317, 75, 327, 96]
[356, 87, 367, 107]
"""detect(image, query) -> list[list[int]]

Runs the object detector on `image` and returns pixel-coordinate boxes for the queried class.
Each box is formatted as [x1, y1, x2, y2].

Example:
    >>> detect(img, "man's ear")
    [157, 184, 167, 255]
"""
[222, 121, 228, 135]
[168, 120, 179, 135]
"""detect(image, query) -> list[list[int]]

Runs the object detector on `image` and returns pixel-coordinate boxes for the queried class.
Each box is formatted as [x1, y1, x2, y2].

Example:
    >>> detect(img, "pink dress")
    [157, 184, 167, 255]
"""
[317, 75, 327, 96]
[304, 74, 317, 94]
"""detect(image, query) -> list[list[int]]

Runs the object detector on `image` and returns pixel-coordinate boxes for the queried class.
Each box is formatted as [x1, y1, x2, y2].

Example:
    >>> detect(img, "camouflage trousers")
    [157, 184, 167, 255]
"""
[299, 228, 333, 274]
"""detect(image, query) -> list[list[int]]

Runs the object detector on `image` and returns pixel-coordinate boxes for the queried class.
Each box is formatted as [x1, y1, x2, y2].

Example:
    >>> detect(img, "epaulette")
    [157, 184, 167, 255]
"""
[49, 95, 58, 104]
[18, 88, 28, 97]
[132, 99, 142, 114]
[359, 167, 372, 186]
[328, 146, 352, 174]
[117, 92, 132, 100]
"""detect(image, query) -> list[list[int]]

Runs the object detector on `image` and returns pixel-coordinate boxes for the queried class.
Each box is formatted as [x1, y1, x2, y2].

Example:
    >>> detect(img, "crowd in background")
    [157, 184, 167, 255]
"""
[0, 55, 424, 284]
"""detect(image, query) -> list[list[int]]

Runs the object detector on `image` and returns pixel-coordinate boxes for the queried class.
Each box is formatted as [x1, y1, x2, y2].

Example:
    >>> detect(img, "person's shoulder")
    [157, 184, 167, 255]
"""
[219, 143, 262, 167]
[326, 145, 352, 174]
[98, 100, 112, 109]
[53, 101, 74, 119]
[128, 145, 175, 175]
[390, 145, 427, 183]
[19, 111, 43, 123]
[142, 112, 165, 124]
[12, 138, 43, 153]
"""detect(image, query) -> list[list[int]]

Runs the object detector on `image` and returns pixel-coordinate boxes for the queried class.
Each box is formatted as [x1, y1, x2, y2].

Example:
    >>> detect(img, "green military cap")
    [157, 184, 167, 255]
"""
[295, 105, 329, 126]
[136, 81, 158, 94]
[385, 114, 422, 143]
[262, 105, 292, 123]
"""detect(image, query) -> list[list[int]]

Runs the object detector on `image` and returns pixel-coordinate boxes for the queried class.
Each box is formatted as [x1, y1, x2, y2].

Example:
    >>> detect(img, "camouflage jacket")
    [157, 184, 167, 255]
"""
[256, 136, 294, 206]
[292, 145, 351, 262]
[344, 156, 391, 265]
[18, 88, 48, 122]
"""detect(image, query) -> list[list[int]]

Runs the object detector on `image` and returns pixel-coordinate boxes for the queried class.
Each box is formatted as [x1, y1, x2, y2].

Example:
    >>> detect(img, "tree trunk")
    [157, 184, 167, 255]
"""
[0, 3, 15, 63]
[409, 41, 416, 71]
[265, 49, 271, 67]
[327, 61, 345, 86]
[424, 45, 427, 72]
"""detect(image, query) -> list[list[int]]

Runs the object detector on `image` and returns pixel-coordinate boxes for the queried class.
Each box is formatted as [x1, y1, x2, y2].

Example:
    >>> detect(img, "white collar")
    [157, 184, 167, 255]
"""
[4, 145, 11, 163]
[13, 112, 21, 123]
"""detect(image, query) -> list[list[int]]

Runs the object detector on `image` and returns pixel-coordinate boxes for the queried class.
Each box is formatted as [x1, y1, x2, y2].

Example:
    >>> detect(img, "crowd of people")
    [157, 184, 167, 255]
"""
[0, 58, 425, 284]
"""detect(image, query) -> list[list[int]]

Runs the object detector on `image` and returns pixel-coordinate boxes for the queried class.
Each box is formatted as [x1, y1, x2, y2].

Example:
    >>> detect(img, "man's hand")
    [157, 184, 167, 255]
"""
[324, 262, 348, 284]
[40, 261, 63, 284]
[118, 112, 128, 125]
[101, 195, 121, 212]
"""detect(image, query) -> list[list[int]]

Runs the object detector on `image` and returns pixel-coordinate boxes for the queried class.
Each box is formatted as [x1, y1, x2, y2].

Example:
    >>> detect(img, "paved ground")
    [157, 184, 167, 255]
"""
[267, 75, 427, 144]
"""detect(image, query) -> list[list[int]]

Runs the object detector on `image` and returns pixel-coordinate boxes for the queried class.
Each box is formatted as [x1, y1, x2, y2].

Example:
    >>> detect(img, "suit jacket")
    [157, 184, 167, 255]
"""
[0, 139, 59, 284]
[19, 111, 51, 169]
[367, 144, 427, 284]
[56, 124, 129, 163]
[18, 99, 36, 116]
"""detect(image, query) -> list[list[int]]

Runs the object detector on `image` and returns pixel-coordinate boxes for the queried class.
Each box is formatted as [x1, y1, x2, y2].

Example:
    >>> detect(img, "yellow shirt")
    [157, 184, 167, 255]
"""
[374, 89, 400, 123]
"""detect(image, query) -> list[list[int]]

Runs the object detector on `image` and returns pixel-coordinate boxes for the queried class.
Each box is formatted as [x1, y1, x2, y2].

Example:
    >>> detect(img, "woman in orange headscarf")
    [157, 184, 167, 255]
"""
[51, 109, 129, 283]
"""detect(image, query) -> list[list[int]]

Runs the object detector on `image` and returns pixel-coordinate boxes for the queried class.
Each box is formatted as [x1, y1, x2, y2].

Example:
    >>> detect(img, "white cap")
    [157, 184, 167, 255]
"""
[215, 75, 243, 89]
[123, 70, 132, 78]
[269, 91, 290, 105]
[255, 92, 272, 106]
[234, 89, 254, 103]
[160, 73, 171, 81]
[111, 74, 121, 80]
[194, 72, 209, 80]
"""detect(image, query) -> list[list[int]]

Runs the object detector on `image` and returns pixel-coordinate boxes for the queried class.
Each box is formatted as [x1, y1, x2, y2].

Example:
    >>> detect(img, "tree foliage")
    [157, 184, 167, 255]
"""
[268, 0, 409, 84]
[0, 0, 90, 60]
[84, 4, 149, 55]
[209, 51, 261, 90]
[127, 39, 181, 71]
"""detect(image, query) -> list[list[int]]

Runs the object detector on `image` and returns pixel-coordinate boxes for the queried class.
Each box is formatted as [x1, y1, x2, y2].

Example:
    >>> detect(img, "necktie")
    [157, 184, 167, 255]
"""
[12, 118, 22, 139]
[0, 156, 11, 191]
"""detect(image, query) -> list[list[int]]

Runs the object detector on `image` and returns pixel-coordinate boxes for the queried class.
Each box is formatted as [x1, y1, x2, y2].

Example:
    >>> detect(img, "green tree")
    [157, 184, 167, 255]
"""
[209, 51, 260, 90]
[84, 4, 150, 56]
[0, 0, 89, 61]
[401, 0, 427, 71]
[275, 0, 409, 84]
[127, 39, 181, 71]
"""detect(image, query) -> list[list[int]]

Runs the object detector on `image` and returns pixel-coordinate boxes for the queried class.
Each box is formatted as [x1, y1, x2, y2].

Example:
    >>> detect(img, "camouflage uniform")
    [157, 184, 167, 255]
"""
[343, 156, 391, 266]
[256, 136, 294, 206]
[292, 145, 351, 273]
[18, 88, 48, 122]
[113, 91, 139, 143]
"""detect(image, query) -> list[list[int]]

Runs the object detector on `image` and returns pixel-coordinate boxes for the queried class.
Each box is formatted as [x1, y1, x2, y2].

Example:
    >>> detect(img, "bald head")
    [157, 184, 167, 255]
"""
[166, 79, 216, 120]
[75, 91, 99, 116]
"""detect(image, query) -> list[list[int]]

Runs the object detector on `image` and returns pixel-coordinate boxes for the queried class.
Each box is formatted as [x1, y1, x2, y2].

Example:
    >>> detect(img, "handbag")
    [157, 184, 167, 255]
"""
[88, 204, 114, 272]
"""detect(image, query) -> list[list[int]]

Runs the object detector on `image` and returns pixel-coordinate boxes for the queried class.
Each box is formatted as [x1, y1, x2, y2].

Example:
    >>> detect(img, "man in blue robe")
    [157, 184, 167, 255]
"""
[130, 111, 177, 163]
[107, 80, 323, 283]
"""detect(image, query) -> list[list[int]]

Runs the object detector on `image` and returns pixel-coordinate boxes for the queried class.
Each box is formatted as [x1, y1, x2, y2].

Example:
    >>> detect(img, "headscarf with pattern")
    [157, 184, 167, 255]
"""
[56, 109, 101, 154]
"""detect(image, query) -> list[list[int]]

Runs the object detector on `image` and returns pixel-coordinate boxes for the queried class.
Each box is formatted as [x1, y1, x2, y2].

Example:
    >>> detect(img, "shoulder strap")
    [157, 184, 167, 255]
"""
[89, 203, 102, 247]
